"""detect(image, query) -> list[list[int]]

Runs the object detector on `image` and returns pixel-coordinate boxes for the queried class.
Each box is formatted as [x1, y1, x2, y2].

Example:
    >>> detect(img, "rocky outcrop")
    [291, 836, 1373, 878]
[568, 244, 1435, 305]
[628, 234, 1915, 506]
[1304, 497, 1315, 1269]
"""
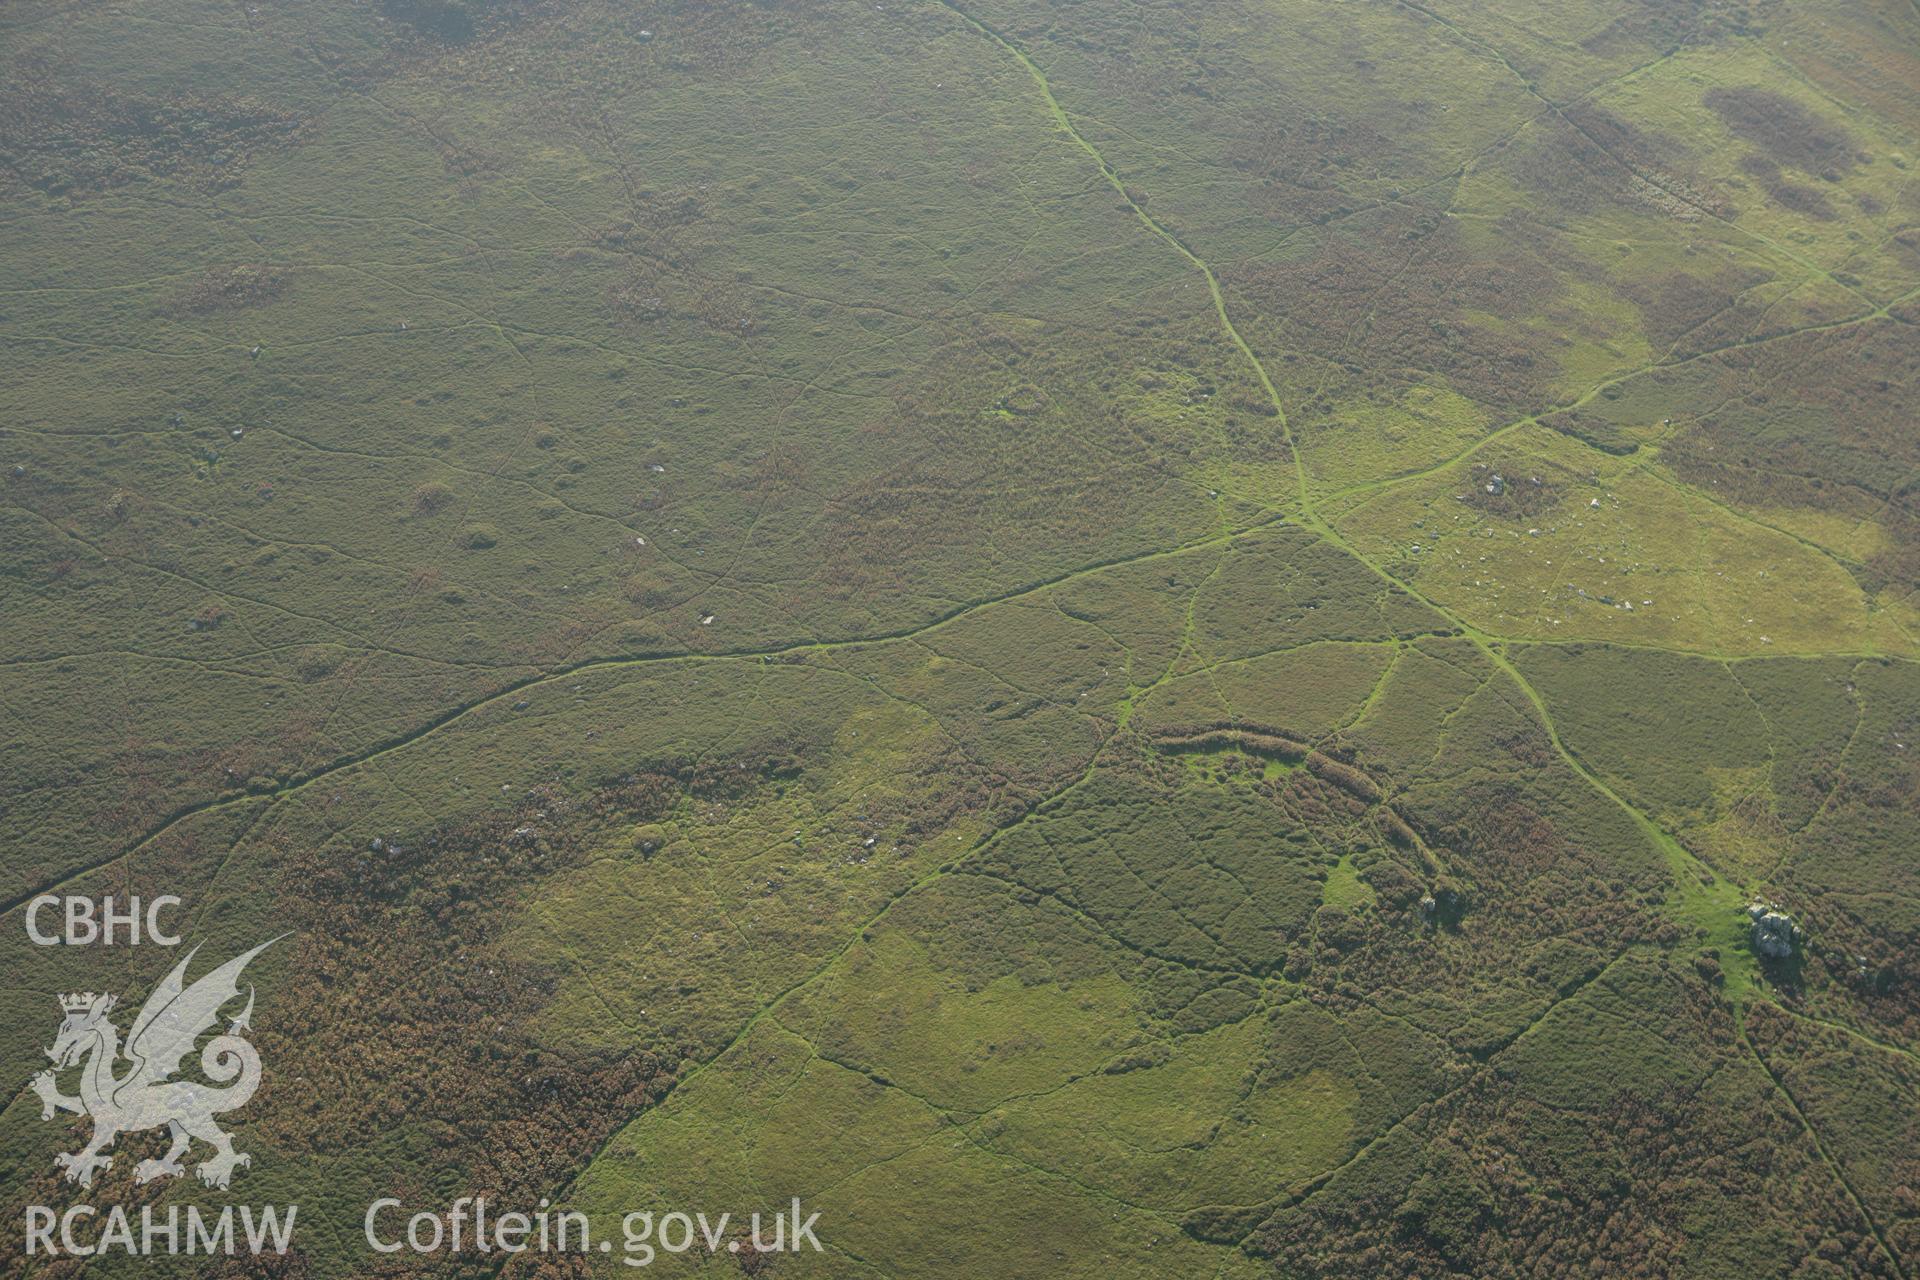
[1748, 902, 1800, 959]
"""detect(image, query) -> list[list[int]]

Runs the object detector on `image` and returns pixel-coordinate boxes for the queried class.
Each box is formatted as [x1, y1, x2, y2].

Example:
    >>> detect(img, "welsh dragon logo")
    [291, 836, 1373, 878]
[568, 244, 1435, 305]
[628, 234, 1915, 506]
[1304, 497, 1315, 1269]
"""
[31, 939, 277, 1190]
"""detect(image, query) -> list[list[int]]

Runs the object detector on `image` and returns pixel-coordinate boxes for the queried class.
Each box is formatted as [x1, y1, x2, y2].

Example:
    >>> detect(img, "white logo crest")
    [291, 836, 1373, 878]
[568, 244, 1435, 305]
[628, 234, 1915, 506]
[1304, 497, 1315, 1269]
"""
[31, 939, 278, 1190]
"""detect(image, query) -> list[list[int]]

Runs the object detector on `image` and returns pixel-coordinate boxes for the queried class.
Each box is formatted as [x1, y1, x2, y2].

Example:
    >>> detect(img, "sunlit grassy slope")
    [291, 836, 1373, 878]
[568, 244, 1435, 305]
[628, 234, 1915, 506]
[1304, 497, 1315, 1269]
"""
[2, 0, 1918, 1274]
